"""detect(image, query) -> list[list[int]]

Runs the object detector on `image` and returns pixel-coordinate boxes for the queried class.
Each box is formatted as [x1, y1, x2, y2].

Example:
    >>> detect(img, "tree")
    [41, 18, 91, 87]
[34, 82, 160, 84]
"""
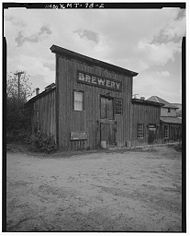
[7, 71, 33, 102]
[6, 71, 34, 142]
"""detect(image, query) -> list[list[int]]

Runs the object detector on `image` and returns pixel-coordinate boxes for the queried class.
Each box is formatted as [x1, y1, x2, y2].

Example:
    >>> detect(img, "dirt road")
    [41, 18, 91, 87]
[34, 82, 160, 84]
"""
[6, 146, 182, 231]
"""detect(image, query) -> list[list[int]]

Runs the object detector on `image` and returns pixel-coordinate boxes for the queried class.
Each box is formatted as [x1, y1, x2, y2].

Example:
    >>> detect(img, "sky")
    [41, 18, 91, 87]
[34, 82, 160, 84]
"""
[4, 6, 186, 103]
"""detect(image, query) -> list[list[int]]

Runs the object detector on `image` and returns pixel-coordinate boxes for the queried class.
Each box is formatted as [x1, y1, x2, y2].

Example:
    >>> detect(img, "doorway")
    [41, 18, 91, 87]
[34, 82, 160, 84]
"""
[100, 96, 116, 146]
[148, 124, 156, 144]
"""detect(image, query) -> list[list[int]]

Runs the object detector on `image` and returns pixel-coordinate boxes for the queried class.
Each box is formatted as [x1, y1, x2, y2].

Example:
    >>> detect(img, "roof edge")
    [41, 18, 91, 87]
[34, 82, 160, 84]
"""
[147, 96, 178, 109]
[25, 87, 56, 105]
[132, 98, 164, 107]
[50, 45, 138, 77]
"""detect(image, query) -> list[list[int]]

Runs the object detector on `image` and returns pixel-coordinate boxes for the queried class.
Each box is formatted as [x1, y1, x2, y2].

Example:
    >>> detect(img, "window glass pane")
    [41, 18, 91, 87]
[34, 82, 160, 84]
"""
[75, 92, 83, 102]
[74, 101, 82, 111]
[74, 91, 83, 111]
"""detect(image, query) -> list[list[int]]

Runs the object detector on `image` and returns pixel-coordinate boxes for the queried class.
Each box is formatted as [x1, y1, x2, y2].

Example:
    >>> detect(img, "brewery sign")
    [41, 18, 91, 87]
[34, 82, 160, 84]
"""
[77, 71, 122, 92]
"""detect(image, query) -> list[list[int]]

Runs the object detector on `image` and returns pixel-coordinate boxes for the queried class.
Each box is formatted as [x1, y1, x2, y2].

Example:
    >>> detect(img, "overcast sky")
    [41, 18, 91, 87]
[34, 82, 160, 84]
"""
[4, 7, 185, 103]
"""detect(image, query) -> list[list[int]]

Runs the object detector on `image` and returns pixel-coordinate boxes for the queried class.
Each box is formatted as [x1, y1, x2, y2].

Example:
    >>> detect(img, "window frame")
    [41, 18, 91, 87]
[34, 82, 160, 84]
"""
[137, 123, 144, 139]
[73, 90, 84, 111]
[114, 98, 123, 115]
[164, 125, 169, 139]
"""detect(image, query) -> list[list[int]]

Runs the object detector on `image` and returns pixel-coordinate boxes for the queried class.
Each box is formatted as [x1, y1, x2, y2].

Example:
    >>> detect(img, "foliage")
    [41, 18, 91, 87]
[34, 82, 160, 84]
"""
[7, 71, 33, 101]
[6, 71, 34, 143]
[28, 131, 57, 153]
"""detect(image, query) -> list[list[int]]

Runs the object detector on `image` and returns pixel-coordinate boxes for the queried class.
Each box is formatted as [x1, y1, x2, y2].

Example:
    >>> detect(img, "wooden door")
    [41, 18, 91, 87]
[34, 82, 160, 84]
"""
[100, 123, 115, 146]
[148, 125, 156, 144]
[100, 96, 116, 146]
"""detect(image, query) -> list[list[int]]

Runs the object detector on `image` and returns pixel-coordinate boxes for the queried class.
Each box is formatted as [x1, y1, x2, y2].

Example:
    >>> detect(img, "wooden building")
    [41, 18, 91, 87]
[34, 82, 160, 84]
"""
[27, 45, 140, 150]
[159, 117, 182, 142]
[26, 45, 178, 151]
[131, 98, 163, 146]
[51, 45, 139, 150]
[26, 83, 56, 143]
[147, 96, 182, 142]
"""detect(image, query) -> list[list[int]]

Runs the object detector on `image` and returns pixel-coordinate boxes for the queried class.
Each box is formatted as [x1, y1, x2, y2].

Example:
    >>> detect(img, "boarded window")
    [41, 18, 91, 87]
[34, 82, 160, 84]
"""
[114, 98, 123, 115]
[74, 91, 83, 111]
[164, 125, 169, 138]
[137, 124, 144, 138]
[100, 97, 113, 120]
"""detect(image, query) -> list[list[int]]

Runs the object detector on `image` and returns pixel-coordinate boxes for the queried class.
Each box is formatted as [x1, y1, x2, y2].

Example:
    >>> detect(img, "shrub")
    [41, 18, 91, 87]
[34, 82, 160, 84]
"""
[29, 132, 57, 153]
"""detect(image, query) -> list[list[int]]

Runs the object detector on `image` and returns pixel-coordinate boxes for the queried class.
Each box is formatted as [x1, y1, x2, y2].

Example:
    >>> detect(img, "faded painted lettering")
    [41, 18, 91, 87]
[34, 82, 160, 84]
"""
[91, 76, 97, 84]
[97, 78, 105, 86]
[115, 82, 121, 90]
[77, 71, 122, 91]
[78, 72, 85, 81]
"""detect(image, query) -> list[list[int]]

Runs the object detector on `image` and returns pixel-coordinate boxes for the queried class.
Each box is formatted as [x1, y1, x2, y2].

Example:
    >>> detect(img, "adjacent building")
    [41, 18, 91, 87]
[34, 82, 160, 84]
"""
[26, 83, 56, 143]
[131, 98, 163, 146]
[147, 96, 182, 142]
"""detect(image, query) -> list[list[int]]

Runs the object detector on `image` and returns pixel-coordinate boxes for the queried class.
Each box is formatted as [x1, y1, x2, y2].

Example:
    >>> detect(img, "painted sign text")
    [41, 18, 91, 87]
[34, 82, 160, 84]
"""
[77, 72, 122, 92]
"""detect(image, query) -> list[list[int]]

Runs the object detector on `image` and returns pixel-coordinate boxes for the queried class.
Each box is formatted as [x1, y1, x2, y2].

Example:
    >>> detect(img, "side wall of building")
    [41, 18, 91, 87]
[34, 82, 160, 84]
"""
[161, 107, 177, 117]
[160, 122, 182, 142]
[31, 90, 56, 143]
[56, 54, 133, 150]
[131, 103, 161, 146]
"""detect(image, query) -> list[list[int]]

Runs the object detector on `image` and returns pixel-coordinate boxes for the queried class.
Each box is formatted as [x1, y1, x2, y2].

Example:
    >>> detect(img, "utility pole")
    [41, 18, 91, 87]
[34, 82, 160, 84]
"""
[14, 71, 24, 102]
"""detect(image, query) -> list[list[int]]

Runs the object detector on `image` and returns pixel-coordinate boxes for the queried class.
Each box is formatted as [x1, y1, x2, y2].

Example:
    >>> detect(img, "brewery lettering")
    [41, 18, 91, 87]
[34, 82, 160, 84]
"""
[78, 72, 122, 91]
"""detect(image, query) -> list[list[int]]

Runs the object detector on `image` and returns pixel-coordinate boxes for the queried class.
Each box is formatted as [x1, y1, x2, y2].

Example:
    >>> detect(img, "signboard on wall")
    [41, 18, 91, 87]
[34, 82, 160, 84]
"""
[71, 132, 88, 140]
[77, 71, 122, 92]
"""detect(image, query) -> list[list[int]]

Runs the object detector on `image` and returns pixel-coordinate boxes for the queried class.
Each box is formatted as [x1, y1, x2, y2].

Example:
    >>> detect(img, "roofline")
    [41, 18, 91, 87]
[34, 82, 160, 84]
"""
[132, 98, 164, 107]
[160, 121, 181, 124]
[50, 45, 138, 77]
[162, 105, 178, 109]
[147, 96, 178, 109]
[25, 87, 56, 105]
[160, 119, 182, 124]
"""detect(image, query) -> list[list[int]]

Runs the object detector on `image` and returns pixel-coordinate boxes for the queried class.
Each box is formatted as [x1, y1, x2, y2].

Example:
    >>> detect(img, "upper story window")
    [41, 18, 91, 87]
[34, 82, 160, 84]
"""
[168, 108, 171, 113]
[74, 91, 83, 111]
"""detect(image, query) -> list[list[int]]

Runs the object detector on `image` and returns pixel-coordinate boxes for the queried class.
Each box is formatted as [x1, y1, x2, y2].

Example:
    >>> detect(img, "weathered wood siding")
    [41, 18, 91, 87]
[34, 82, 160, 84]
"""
[32, 89, 56, 143]
[160, 122, 181, 142]
[132, 102, 161, 146]
[161, 107, 177, 117]
[56, 55, 133, 150]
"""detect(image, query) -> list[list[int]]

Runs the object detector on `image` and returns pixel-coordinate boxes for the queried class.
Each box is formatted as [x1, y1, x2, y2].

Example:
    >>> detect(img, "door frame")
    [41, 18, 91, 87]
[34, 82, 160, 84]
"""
[148, 124, 157, 144]
[99, 95, 116, 146]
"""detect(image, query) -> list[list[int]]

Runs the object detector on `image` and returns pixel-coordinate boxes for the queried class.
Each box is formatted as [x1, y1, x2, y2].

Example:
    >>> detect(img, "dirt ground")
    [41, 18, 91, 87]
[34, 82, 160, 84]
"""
[6, 146, 182, 232]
